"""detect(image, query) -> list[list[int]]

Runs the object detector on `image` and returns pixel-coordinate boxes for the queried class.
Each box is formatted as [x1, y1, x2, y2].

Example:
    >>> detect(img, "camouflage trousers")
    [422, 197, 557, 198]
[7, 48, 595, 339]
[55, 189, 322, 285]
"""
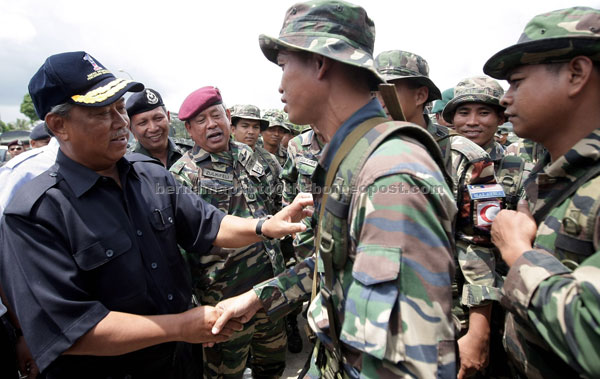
[203, 311, 287, 379]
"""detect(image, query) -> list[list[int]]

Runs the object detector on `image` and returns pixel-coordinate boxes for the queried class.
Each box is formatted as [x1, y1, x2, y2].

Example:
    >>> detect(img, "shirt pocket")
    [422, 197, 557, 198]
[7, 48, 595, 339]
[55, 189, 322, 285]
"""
[73, 230, 146, 308]
[199, 179, 234, 213]
[340, 245, 401, 362]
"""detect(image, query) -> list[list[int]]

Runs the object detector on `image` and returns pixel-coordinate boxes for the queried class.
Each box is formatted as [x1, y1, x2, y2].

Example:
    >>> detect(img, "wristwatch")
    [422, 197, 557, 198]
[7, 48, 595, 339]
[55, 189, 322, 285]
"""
[255, 215, 274, 240]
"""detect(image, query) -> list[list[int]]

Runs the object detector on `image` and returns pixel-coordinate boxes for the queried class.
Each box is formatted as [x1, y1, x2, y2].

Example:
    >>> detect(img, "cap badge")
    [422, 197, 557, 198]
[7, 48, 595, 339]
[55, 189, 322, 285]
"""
[146, 90, 158, 104]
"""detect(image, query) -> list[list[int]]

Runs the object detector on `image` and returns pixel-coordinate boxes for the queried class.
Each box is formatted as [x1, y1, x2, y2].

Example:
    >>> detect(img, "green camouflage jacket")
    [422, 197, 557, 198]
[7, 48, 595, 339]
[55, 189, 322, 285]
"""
[131, 137, 185, 169]
[280, 129, 324, 260]
[254, 101, 457, 377]
[427, 119, 500, 318]
[506, 138, 547, 165]
[502, 128, 600, 378]
[276, 144, 288, 168]
[254, 145, 283, 211]
[169, 141, 284, 305]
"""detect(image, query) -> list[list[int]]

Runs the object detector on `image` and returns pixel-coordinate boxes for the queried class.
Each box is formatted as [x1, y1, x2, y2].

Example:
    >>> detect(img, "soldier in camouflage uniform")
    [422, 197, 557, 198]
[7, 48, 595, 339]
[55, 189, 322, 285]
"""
[262, 109, 291, 167]
[212, 1, 458, 377]
[485, 6, 600, 378]
[443, 77, 507, 162]
[169, 87, 287, 378]
[375, 50, 508, 378]
[231, 104, 269, 150]
[279, 126, 326, 354]
[125, 88, 186, 169]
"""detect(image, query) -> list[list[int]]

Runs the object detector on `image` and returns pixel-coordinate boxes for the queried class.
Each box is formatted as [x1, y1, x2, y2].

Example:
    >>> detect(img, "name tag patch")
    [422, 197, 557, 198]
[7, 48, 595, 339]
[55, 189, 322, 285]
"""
[467, 184, 506, 200]
[298, 157, 318, 168]
[203, 168, 233, 181]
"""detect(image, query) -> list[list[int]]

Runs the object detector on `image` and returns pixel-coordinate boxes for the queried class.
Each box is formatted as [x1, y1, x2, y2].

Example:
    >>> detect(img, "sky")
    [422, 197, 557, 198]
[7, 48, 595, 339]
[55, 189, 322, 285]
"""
[0, 0, 597, 124]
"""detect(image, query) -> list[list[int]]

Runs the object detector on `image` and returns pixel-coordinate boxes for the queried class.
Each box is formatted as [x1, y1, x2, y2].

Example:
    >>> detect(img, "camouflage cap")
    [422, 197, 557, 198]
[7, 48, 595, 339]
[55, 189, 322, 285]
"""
[484, 7, 600, 79]
[431, 87, 454, 114]
[442, 76, 505, 123]
[263, 109, 291, 132]
[259, 0, 384, 90]
[374, 50, 441, 103]
[231, 104, 269, 130]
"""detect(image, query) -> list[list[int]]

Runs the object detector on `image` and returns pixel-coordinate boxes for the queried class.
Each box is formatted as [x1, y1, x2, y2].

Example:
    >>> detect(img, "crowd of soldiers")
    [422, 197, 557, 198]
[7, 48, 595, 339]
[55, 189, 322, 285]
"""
[0, 1, 598, 379]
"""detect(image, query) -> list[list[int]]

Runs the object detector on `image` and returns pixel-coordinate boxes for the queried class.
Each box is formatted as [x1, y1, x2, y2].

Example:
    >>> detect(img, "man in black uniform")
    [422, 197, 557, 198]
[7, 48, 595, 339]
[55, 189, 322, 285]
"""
[0, 51, 311, 379]
[126, 88, 186, 169]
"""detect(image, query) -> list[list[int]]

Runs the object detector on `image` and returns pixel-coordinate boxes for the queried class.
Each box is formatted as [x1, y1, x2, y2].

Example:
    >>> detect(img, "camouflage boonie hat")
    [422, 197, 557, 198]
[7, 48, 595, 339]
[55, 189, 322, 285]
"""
[484, 7, 600, 79]
[263, 109, 291, 132]
[431, 87, 454, 114]
[231, 104, 269, 130]
[374, 50, 441, 103]
[442, 76, 505, 123]
[259, 0, 384, 90]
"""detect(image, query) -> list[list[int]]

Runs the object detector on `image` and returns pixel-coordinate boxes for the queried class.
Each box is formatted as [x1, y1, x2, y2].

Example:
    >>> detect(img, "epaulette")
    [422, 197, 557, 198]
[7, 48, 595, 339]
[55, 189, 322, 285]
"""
[3, 169, 60, 217]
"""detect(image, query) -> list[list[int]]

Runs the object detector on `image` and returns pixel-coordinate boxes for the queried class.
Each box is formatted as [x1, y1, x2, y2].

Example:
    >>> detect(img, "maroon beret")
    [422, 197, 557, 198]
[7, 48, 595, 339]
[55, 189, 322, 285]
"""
[178, 86, 223, 121]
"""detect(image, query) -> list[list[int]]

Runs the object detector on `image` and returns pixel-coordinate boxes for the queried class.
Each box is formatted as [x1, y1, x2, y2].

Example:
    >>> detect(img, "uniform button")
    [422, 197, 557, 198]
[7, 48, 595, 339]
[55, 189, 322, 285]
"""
[49, 172, 57, 177]
[151, 262, 158, 269]
[167, 294, 173, 301]
[136, 229, 143, 236]
[105, 249, 114, 257]
[167, 217, 173, 223]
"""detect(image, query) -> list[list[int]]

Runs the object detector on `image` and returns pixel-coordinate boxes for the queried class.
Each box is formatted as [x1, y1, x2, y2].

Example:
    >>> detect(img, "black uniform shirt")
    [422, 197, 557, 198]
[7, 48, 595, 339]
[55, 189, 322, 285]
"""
[0, 150, 224, 375]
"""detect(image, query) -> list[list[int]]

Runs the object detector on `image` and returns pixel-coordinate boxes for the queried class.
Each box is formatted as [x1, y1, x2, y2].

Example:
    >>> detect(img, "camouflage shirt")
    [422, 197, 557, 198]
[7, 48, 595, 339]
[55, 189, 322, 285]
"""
[276, 144, 288, 168]
[254, 100, 457, 377]
[280, 129, 324, 260]
[131, 137, 186, 169]
[254, 145, 283, 212]
[501, 128, 600, 378]
[169, 141, 284, 305]
[506, 138, 547, 165]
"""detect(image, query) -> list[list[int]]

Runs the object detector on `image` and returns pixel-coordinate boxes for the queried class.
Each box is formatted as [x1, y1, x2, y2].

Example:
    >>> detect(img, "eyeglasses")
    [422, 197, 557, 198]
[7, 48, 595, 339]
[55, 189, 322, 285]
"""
[9, 147, 23, 152]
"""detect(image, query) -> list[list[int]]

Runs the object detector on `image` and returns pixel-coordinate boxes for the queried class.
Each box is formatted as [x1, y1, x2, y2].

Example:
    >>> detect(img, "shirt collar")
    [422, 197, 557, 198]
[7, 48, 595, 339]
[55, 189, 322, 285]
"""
[542, 128, 600, 179]
[319, 98, 386, 171]
[54, 149, 133, 198]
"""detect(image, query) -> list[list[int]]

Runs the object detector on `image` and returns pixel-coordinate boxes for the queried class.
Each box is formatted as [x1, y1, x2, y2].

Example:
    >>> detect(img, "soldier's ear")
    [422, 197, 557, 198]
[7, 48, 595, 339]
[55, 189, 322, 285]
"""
[315, 55, 333, 80]
[566, 56, 595, 98]
[415, 86, 429, 107]
[166, 110, 171, 123]
[45, 112, 69, 141]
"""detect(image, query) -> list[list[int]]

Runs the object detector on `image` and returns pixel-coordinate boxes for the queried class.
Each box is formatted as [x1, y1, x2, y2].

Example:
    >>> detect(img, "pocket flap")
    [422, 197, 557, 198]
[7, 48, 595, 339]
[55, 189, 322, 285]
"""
[73, 230, 132, 271]
[352, 245, 400, 285]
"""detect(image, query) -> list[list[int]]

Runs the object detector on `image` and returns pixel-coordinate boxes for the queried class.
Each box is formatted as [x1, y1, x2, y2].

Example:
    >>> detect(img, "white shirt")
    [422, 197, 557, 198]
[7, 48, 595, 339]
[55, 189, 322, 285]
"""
[0, 137, 59, 216]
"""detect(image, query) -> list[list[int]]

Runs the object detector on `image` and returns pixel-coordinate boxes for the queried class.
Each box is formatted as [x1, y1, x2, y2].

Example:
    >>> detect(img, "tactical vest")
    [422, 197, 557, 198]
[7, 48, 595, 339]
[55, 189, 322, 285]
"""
[496, 155, 529, 210]
[312, 117, 451, 370]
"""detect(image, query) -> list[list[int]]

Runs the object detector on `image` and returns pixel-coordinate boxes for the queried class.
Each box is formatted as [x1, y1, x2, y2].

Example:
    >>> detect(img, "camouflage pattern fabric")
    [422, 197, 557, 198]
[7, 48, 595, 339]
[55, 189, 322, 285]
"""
[280, 129, 324, 260]
[374, 50, 442, 102]
[254, 113, 458, 377]
[169, 140, 286, 378]
[258, 0, 385, 89]
[254, 145, 284, 209]
[202, 310, 287, 378]
[506, 138, 547, 165]
[427, 118, 501, 327]
[131, 137, 186, 169]
[501, 128, 600, 378]
[442, 76, 505, 124]
[484, 7, 600, 79]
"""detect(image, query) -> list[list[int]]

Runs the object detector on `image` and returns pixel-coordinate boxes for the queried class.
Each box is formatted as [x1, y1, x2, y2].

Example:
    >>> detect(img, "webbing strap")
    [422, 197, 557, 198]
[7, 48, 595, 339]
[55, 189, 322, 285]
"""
[310, 117, 388, 301]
